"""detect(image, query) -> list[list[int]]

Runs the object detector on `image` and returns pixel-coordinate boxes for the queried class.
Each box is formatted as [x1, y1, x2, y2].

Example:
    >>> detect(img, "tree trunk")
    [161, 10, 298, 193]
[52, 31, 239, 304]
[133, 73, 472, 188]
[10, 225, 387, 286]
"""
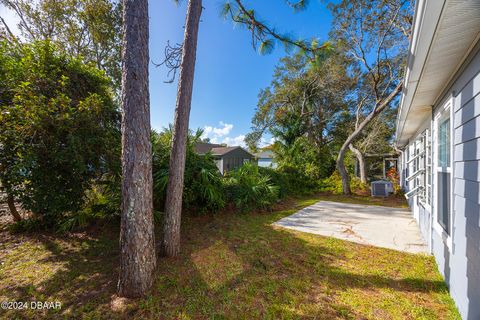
[7, 193, 22, 222]
[336, 145, 351, 195]
[349, 144, 367, 184]
[336, 81, 403, 195]
[117, 0, 156, 298]
[161, 0, 202, 257]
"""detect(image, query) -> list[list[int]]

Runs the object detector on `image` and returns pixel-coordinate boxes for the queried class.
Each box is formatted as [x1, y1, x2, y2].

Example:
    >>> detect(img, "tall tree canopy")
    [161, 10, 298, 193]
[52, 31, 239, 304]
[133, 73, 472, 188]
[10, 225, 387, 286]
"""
[0, 0, 122, 89]
[246, 52, 353, 179]
[329, 0, 412, 194]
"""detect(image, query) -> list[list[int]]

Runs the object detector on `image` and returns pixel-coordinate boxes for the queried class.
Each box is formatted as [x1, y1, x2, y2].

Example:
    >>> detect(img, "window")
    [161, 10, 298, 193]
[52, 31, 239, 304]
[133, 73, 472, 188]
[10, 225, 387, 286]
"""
[437, 117, 451, 234]
[438, 119, 450, 168]
[405, 131, 429, 201]
[425, 129, 432, 205]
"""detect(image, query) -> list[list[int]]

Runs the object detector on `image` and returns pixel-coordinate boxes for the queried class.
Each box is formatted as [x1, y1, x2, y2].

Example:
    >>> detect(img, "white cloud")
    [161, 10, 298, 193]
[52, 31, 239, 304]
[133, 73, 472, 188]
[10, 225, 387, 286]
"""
[258, 137, 277, 148]
[222, 135, 246, 148]
[212, 121, 233, 137]
[201, 122, 246, 147]
[202, 122, 233, 140]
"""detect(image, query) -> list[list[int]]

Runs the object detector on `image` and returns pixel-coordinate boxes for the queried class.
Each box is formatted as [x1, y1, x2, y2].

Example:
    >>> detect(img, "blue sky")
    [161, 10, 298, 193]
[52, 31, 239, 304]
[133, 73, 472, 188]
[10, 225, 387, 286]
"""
[0, 0, 334, 146]
[149, 0, 333, 146]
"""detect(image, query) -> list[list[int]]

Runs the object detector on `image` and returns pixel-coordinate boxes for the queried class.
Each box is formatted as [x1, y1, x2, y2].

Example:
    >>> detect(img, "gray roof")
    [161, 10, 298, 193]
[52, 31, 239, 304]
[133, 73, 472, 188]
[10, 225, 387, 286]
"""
[194, 142, 253, 157]
[210, 147, 239, 156]
[194, 142, 224, 154]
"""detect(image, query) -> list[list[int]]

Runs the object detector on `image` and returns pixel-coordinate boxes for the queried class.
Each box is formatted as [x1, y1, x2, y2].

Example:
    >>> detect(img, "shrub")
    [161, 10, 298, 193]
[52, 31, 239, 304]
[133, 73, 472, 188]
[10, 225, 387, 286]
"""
[320, 171, 368, 195]
[152, 128, 226, 213]
[224, 163, 279, 212]
[0, 40, 120, 227]
[386, 167, 401, 195]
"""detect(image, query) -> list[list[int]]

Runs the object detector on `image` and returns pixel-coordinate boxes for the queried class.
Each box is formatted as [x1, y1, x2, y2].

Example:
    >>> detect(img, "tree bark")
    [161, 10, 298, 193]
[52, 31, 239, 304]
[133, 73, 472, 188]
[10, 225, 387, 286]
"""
[7, 193, 22, 222]
[118, 0, 156, 298]
[349, 144, 367, 184]
[161, 0, 202, 257]
[336, 81, 403, 195]
[336, 148, 351, 195]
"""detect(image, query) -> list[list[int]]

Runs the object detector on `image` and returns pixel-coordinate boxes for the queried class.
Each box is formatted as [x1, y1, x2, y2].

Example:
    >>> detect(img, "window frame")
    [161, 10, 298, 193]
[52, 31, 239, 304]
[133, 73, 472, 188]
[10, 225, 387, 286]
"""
[433, 99, 454, 249]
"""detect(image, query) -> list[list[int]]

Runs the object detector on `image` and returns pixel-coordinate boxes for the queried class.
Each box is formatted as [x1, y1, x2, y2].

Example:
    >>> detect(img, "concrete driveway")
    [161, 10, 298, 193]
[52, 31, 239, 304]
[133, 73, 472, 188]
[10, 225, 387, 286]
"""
[274, 201, 427, 254]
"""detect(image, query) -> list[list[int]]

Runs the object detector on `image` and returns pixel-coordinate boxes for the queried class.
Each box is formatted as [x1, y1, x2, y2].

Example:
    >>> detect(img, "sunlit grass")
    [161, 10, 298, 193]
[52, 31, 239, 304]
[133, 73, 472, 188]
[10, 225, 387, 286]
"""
[0, 194, 459, 319]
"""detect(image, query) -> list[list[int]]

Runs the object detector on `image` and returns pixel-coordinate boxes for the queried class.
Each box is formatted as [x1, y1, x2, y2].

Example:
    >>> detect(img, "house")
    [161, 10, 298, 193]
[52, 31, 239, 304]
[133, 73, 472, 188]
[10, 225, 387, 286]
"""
[395, 1, 480, 319]
[194, 142, 255, 174]
[255, 150, 277, 169]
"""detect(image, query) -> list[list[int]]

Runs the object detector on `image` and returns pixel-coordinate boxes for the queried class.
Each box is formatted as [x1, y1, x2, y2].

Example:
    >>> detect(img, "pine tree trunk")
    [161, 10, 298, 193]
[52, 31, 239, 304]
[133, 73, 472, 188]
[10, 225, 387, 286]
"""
[7, 193, 22, 222]
[161, 0, 202, 257]
[349, 144, 367, 184]
[118, 0, 156, 298]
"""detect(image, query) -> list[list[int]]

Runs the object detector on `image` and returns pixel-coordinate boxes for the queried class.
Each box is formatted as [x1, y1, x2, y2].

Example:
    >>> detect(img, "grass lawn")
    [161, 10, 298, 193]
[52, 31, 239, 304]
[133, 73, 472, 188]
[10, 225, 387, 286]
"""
[0, 194, 459, 319]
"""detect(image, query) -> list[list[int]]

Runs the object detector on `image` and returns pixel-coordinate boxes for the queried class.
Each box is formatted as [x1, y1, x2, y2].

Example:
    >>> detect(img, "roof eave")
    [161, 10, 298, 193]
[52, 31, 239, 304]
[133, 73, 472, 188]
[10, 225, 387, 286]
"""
[395, 0, 445, 148]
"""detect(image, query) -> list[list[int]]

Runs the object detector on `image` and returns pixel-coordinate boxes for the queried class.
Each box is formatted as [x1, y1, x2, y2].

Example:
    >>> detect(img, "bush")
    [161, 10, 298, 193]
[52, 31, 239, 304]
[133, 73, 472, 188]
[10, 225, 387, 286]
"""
[320, 171, 368, 195]
[152, 129, 226, 213]
[0, 40, 120, 227]
[224, 163, 279, 212]
[386, 167, 401, 195]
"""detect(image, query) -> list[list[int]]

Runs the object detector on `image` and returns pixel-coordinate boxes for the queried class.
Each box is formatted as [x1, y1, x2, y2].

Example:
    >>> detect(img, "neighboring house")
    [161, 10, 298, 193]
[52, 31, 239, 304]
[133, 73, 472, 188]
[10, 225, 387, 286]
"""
[194, 142, 255, 174]
[255, 150, 277, 169]
[395, 1, 480, 319]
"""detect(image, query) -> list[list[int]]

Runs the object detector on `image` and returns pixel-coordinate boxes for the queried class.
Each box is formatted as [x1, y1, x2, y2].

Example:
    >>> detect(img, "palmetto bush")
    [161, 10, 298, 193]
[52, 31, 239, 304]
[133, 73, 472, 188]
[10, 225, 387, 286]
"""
[152, 128, 226, 213]
[224, 163, 279, 212]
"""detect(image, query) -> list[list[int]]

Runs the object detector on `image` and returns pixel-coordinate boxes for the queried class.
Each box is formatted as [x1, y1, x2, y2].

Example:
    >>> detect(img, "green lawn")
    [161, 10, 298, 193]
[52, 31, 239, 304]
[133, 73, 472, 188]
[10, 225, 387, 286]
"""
[0, 195, 459, 319]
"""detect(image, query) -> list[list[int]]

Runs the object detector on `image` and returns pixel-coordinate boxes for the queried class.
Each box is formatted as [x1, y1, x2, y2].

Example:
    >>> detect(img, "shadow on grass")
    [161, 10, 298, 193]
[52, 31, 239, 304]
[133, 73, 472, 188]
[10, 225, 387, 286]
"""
[0, 226, 120, 319]
[0, 199, 454, 319]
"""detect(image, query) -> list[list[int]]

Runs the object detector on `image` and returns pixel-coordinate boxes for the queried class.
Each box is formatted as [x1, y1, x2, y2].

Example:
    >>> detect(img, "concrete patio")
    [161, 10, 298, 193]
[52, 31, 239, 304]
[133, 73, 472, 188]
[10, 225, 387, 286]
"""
[274, 201, 428, 254]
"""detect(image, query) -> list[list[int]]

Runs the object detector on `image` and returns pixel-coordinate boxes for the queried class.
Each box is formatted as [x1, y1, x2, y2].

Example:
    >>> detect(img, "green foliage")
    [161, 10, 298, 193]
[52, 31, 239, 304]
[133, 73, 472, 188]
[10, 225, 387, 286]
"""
[0, 40, 120, 227]
[152, 128, 226, 213]
[223, 163, 279, 212]
[274, 136, 335, 181]
[1, 0, 122, 88]
[320, 171, 368, 195]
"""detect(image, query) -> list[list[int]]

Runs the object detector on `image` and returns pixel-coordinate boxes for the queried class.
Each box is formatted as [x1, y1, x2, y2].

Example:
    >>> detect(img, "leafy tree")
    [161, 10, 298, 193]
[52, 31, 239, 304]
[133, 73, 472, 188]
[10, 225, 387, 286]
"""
[0, 0, 122, 89]
[0, 40, 119, 224]
[117, 0, 155, 298]
[162, 0, 203, 257]
[349, 109, 397, 183]
[246, 53, 352, 181]
[329, 0, 412, 194]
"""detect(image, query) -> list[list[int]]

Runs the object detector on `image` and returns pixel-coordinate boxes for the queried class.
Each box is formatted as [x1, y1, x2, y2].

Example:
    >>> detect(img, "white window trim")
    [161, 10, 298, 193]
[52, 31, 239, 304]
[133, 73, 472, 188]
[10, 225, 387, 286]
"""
[432, 98, 454, 251]
[405, 185, 424, 198]
[406, 168, 424, 181]
[406, 151, 425, 164]
[419, 128, 432, 210]
[405, 129, 431, 209]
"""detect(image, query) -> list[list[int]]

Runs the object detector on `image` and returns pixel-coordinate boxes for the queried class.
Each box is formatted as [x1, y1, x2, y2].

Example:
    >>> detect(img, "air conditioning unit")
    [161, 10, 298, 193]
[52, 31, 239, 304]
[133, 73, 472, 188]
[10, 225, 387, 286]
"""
[371, 180, 393, 197]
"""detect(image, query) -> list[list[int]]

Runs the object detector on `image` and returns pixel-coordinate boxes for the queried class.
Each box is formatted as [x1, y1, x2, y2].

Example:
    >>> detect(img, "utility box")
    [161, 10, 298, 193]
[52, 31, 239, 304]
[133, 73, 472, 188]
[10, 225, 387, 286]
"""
[371, 180, 393, 197]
